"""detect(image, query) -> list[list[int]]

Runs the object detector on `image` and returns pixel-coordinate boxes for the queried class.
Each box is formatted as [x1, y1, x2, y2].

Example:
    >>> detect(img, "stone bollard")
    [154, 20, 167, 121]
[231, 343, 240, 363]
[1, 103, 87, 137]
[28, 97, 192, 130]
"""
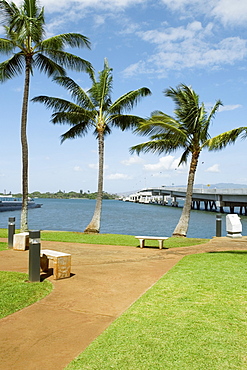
[8, 217, 15, 248]
[29, 230, 41, 282]
[226, 214, 242, 238]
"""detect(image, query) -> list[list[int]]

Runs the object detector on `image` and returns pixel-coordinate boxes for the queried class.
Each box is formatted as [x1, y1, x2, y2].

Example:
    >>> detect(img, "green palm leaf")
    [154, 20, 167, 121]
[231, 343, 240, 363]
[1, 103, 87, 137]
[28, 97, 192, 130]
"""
[0, 52, 24, 80]
[53, 76, 95, 109]
[206, 127, 247, 150]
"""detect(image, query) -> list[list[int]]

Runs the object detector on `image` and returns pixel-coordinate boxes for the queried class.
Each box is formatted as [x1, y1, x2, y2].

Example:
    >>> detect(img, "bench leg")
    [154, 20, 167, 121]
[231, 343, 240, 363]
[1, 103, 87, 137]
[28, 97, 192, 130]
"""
[158, 240, 163, 249]
[53, 255, 71, 280]
[139, 239, 145, 248]
[40, 255, 49, 272]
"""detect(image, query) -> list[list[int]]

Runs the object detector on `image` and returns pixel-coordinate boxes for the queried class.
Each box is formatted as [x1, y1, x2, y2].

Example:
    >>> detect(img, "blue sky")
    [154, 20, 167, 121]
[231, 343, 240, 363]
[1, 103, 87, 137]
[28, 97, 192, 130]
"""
[1, 0, 247, 194]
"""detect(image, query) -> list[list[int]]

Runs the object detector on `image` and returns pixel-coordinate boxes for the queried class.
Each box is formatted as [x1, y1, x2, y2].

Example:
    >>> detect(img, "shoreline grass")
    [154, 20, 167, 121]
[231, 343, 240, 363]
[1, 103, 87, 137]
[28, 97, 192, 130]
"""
[0, 228, 209, 248]
[66, 252, 247, 370]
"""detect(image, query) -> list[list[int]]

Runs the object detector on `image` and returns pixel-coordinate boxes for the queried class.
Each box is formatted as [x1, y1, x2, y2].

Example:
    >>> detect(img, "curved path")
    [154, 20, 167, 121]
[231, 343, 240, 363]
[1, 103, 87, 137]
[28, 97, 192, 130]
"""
[0, 236, 247, 370]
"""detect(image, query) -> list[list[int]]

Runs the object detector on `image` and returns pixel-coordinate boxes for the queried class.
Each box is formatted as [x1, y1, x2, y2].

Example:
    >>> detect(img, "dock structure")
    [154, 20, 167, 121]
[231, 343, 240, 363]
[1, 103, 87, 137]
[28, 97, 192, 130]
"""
[125, 187, 247, 214]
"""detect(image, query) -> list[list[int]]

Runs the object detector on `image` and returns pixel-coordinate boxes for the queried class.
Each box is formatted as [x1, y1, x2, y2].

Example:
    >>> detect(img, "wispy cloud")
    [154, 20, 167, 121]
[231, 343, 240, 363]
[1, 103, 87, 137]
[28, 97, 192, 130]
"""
[219, 104, 242, 112]
[205, 164, 220, 173]
[160, 0, 247, 26]
[105, 173, 132, 180]
[121, 156, 144, 166]
[74, 166, 83, 172]
[144, 155, 182, 172]
[123, 21, 247, 77]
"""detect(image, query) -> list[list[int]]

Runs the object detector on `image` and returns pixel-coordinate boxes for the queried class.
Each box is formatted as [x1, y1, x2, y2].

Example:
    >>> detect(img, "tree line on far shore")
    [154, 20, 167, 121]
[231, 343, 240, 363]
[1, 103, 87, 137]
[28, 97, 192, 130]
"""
[11, 191, 117, 200]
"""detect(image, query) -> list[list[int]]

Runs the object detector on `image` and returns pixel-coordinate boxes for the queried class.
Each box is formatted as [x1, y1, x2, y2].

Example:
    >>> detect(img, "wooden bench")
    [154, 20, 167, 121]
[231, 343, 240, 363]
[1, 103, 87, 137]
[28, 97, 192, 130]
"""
[13, 232, 29, 250]
[135, 236, 169, 249]
[40, 249, 71, 280]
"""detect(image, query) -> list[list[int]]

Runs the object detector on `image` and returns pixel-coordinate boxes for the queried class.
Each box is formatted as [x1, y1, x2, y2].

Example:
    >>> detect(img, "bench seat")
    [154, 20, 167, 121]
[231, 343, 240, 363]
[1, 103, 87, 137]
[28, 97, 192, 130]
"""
[135, 236, 169, 249]
[40, 249, 71, 280]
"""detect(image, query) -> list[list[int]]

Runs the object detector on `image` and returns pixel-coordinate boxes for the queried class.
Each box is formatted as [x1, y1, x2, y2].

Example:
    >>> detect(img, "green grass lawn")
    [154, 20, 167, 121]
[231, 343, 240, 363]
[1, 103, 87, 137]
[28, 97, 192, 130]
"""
[0, 228, 209, 248]
[66, 252, 247, 370]
[40, 231, 208, 248]
[0, 271, 53, 319]
[0, 242, 8, 251]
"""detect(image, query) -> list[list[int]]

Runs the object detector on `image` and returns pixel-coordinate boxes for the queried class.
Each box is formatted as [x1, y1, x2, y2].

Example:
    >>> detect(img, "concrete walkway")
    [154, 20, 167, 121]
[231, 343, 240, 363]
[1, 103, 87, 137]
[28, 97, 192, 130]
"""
[0, 236, 247, 370]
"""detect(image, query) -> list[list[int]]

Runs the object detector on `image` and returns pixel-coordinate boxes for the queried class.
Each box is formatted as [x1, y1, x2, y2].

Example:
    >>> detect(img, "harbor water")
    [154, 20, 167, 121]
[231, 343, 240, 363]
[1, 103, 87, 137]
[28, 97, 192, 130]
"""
[0, 198, 246, 239]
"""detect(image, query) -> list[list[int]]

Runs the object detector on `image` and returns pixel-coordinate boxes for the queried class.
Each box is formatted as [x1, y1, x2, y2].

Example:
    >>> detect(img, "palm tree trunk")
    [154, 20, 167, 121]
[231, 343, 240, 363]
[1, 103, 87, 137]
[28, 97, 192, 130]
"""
[84, 131, 104, 233]
[172, 151, 200, 237]
[20, 58, 31, 232]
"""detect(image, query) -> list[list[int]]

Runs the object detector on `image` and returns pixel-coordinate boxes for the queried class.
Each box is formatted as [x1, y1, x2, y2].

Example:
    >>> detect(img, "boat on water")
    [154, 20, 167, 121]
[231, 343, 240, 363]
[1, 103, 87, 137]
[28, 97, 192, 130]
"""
[0, 195, 42, 212]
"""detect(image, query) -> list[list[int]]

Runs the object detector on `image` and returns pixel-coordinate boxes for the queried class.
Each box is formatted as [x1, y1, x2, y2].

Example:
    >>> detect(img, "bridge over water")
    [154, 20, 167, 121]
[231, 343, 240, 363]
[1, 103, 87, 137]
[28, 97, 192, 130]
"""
[137, 187, 247, 214]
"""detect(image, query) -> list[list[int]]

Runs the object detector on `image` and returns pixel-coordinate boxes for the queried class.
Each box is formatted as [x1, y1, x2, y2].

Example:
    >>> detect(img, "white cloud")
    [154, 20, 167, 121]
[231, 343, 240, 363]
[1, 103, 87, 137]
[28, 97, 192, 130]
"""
[74, 166, 83, 172]
[105, 173, 132, 180]
[219, 104, 242, 112]
[144, 155, 181, 171]
[205, 164, 220, 173]
[33, 0, 147, 13]
[88, 163, 98, 169]
[123, 20, 247, 77]
[160, 0, 247, 26]
[212, 0, 247, 26]
[121, 156, 144, 166]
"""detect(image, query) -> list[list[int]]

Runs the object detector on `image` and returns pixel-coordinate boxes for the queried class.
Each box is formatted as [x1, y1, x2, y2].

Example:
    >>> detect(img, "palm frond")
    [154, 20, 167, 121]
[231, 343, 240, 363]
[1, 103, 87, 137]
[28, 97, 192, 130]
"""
[60, 121, 94, 142]
[53, 76, 95, 109]
[0, 1, 19, 26]
[41, 49, 93, 74]
[32, 95, 82, 112]
[33, 53, 66, 77]
[110, 87, 151, 113]
[178, 147, 191, 166]
[41, 33, 91, 50]
[110, 114, 146, 130]
[130, 137, 181, 156]
[51, 111, 94, 126]
[0, 37, 15, 54]
[201, 99, 222, 140]
[0, 52, 24, 81]
[134, 114, 182, 137]
[205, 127, 247, 150]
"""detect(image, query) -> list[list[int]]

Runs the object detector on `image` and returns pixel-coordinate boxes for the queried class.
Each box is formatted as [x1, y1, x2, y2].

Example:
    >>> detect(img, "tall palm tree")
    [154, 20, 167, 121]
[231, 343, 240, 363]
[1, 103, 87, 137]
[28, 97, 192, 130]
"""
[0, 0, 92, 231]
[131, 84, 247, 237]
[32, 59, 151, 233]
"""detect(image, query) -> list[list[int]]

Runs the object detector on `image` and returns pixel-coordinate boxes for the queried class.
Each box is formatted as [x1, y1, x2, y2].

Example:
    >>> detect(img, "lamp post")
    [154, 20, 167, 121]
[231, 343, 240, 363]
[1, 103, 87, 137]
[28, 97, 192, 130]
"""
[29, 230, 41, 282]
[8, 217, 15, 248]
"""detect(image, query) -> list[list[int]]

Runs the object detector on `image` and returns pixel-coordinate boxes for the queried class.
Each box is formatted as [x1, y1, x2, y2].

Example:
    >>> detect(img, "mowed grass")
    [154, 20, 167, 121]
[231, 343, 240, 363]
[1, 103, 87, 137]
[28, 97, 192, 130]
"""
[66, 252, 247, 370]
[0, 242, 8, 251]
[40, 230, 208, 248]
[0, 228, 208, 248]
[0, 271, 53, 319]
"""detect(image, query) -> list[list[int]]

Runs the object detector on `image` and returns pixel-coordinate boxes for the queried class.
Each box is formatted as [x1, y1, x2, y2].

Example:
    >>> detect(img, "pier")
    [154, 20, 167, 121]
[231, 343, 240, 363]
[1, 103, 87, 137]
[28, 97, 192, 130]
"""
[125, 187, 247, 214]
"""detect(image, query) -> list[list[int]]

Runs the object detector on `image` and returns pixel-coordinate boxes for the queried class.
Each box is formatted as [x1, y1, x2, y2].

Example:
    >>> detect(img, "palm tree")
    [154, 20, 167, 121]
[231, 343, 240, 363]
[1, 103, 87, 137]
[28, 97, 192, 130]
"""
[32, 58, 151, 233]
[0, 0, 92, 231]
[131, 84, 247, 237]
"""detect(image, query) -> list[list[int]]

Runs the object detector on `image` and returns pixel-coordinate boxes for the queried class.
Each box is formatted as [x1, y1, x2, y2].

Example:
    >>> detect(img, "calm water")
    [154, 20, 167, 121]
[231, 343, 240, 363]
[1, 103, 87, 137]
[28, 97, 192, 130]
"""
[0, 198, 246, 239]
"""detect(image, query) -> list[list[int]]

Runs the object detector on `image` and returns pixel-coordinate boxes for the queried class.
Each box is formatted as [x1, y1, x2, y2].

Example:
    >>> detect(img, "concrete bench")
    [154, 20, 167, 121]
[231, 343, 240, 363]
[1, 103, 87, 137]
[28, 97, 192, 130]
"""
[13, 232, 29, 250]
[135, 236, 169, 250]
[40, 249, 71, 280]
